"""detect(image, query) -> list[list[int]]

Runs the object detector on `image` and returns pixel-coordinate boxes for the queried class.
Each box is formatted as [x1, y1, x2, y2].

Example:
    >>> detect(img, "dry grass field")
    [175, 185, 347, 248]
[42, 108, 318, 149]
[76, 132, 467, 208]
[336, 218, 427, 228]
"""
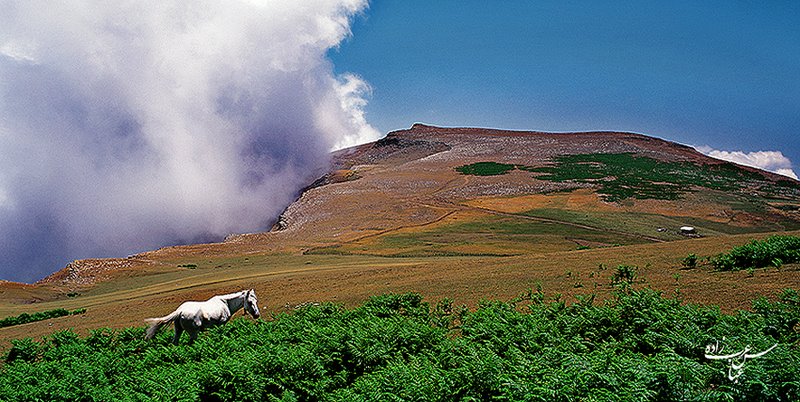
[2, 125, 800, 349]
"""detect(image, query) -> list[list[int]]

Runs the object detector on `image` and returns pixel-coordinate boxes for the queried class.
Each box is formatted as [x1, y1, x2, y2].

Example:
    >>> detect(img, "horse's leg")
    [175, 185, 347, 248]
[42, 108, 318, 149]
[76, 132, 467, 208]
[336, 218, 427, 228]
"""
[173, 321, 183, 345]
[186, 316, 204, 345]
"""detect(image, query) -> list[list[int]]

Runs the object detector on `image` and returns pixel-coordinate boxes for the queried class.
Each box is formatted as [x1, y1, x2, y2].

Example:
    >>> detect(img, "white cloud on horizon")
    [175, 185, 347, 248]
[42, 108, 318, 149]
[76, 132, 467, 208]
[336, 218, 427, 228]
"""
[0, 0, 379, 282]
[695, 146, 799, 180]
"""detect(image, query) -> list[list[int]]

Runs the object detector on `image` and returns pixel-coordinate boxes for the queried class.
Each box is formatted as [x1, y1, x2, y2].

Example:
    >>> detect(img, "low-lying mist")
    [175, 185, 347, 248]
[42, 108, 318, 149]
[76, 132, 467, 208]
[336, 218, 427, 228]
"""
[0, 1, 379, 283]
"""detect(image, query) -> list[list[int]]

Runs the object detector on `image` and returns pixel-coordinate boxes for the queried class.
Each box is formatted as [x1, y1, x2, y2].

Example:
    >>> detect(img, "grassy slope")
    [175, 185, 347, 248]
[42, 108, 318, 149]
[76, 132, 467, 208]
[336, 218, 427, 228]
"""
[2, 229, 800, 350]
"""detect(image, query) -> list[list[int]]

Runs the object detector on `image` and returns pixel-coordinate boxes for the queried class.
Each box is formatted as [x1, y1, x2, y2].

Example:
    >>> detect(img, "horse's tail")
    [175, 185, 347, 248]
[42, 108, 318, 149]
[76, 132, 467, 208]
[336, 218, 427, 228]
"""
[144, 310, 180, 340]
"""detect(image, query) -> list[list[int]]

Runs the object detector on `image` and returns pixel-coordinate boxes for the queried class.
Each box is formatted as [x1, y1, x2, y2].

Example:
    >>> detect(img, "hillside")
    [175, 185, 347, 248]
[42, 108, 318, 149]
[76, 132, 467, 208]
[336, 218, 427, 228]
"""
[2, 124, 800, 345]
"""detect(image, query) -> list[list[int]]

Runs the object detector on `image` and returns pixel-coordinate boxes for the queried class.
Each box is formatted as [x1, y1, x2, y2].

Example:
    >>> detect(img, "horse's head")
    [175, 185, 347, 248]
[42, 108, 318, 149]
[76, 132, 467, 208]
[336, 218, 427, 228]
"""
[244, 289, 261, 319]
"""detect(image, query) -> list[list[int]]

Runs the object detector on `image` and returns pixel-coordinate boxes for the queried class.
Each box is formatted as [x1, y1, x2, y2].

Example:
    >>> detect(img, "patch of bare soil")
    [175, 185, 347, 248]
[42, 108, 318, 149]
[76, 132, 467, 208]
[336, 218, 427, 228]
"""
[466, 189, 736, 223]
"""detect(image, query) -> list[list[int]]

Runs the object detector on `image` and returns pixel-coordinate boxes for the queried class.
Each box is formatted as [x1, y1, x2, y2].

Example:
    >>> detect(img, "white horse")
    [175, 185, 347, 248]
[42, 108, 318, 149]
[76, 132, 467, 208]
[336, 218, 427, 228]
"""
[145, 289, 261, 344]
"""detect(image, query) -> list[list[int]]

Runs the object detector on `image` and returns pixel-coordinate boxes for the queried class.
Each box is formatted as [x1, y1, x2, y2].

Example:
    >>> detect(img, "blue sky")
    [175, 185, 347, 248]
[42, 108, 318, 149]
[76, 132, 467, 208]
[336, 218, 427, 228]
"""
[329, 1, 800, 173]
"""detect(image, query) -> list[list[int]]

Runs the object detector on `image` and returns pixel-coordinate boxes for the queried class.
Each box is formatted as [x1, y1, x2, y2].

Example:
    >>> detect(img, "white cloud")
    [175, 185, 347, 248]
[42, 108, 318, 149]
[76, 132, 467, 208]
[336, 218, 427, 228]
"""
[695, 146, 798, 180]
[329, 73, 382, 150]
[0, 1, 379, 282]
[0, 41, 37, 63]
[774, 169, 799, 180]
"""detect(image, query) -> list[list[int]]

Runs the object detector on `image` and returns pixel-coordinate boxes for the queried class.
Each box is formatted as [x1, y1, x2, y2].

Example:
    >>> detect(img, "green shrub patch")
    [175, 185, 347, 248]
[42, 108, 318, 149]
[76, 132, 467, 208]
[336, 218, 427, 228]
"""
[0, 308, 86, 329]
[712, 235, 800, 271]
[455, 161, 517, 176]
[457, 153, 800, 202]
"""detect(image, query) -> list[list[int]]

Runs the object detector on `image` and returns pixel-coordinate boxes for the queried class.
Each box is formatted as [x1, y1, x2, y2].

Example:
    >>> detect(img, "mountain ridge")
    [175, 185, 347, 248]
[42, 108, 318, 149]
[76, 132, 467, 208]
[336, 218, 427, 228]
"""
[12, 124, 800, 288]
[2, 125, 799, 344]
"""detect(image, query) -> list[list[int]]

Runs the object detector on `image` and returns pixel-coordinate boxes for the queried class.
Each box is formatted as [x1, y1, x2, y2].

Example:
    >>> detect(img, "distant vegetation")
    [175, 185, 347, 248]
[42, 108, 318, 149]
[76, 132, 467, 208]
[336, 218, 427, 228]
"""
[0, 308, 86, 329]
[457, 153, 800, 202]
[611, 264, 639, 285]
[682, 253, 699, 270]
[454, 161, 516, 176]
[712, 235, 800, 271]
[3, 290, 800, 401]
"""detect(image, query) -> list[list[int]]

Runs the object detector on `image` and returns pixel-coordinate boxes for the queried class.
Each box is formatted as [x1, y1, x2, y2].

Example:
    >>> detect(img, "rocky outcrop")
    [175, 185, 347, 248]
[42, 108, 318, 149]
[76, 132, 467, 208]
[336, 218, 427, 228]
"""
[36, 257, 155, 288]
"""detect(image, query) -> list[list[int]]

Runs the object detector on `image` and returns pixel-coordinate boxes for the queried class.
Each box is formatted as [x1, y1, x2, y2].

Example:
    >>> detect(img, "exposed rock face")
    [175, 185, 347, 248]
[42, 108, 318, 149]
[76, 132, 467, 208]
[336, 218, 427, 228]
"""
[271, 214, 290, 232]
[331, 133, 451, 170]
[36, 257, 154, 287]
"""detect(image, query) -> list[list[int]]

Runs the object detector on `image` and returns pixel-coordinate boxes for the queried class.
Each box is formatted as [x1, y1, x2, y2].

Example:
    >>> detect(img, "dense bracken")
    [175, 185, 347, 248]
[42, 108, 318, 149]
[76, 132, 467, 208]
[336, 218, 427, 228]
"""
[711, 235, 800, 271]
[2, 289, 799, 401]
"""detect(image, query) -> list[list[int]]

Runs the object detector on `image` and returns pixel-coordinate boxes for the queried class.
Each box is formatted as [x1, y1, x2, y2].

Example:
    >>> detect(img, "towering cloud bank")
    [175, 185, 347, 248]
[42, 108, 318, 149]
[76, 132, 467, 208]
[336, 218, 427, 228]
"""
[696, 146, 798, 180]
[0, 1, 379, 282]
